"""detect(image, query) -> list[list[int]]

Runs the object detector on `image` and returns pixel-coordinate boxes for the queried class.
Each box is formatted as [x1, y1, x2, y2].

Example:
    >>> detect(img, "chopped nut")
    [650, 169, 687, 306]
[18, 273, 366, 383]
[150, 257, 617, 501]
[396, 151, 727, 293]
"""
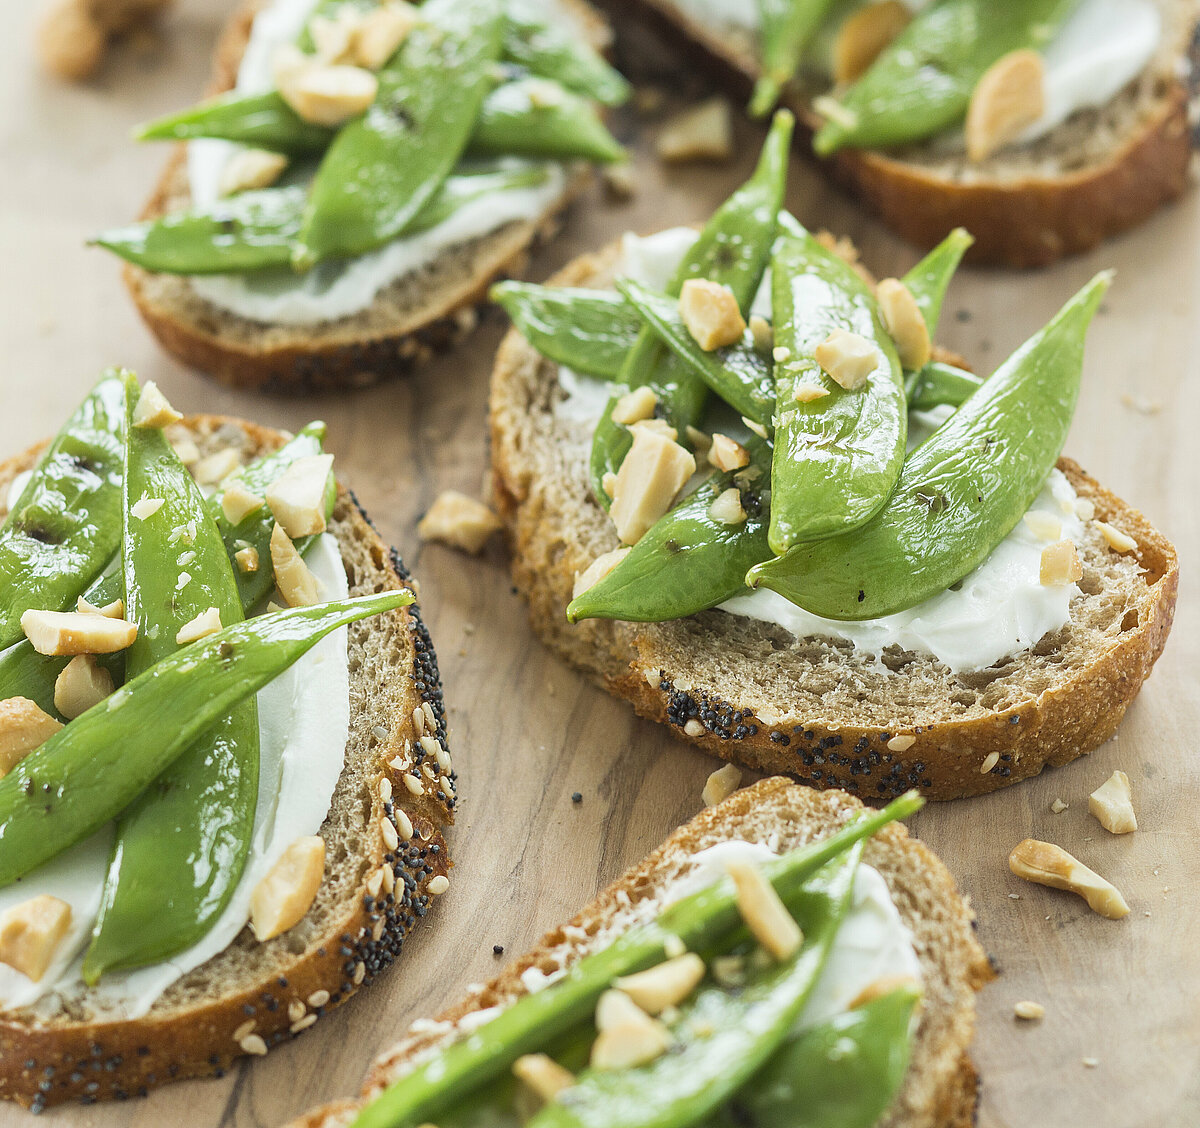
[1089, 770, 1137, 834]
[679, 279, 746, 351]
[615, 954, 706, 1015]
[773, 346, 792, 364]
[602, 472, 618, 499]
[876, 278, 931, 370]
[611, 386, 658, 426]
[1013, 1000, 1045, 1021]
[53, 655, 114, 720]
[572, 547, 630, 600]
[265, 454, 333, 539]
[218, 149, 289, 197]
[709, 487, 746, 526]
[36, 0, 106, 81]
[270, 524, 322, 607]
[708, 433, 750, 472]
[250, 836, 326, 941]
[726, 860, 803, 960]
[1094, 521, 1136, 554]
[21, 609, 137, 656]
[417, 491, 502, 555]
[591, 990, 670, 1070]
[512, 1053, 575, 1105]
[77, 596, 124, 618]
[1040, 540, 1083, 586]
[176, 606, 223, 646]
[742, 416, 769, 441]
[0, 895, 72, 982]
[812, 94, 859, 131]
[1051, 798, 1069, 814]
[848, 974, 919, 1009]
[192, 448, 242, 486]
[351, 3, 418, 70]
[656, 96, 734, 163]
[793, 383, 830, 403]
[309, 9, 358, 63]
[1023, 511, 1063, 541]
[1008, 839, 1129, 919]
[702, 763, 742, 808]
[172, 436, 201, 465]
[221, 482, 265, 526]
[833, 1, 911, 84]
[710, 954, 747, 987]
[981, 751, 1000, 774]
[276, 54, 379, 127]
[1074, 497, 1096, 521]
[132, 381, 182, 429]
[966, 49, 1045, 163]
[887, 734, 915, 752]
[601, 162, 636, 199]
[685, 426, 711, 453]
[235, 546, 260, 574]
[814, 328, 877, 390]
[0, 697, 63, 776]
[131, 495, 164, 521]
[748, 315, 773, 352]
[609, 427, 696, 545]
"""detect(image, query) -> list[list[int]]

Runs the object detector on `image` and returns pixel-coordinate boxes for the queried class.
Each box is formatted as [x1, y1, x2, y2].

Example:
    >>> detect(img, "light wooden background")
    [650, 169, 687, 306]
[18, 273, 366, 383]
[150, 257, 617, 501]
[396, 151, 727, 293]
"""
[0, 3, 1197, 1126]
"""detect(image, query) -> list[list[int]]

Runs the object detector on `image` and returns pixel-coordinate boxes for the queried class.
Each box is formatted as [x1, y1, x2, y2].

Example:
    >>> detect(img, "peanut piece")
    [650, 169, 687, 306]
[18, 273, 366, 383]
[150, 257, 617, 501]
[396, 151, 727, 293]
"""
[614, 954, 706, 1015]
[1089, 770, 1137, 835]
[132, 381, 182, 429]
[218, 149, 289, 197]
[265, 454, 333, 539]
[1008, 839, 1129, 919]
[709, 487, 746, 526]
[21, 609, 137, 656]
[727, 860, 803, 960]
[656, 97, 734, 163]
[176, 607, 223, 646]
[250, 836, 326, 941]
[611, 386, 658, 426]
[813, 328, 877, 390]
[966, 49, 1045, 163]
[416, 491, 502, 555]
[53, 655, 114, 720]
[609, 428, 696, 545]
[572, 547, 630, 600]
[708, 433, 750, 472]
[512, 1054, 575, 1105]
[833, 1, 911, 84]
[0, 895, 72, 982]
[876, 278, 931, 370]
[679, 279, 746, 351]
[0, 698, 63, 776]
[270, 524, 321, 607]
[1040, 540, 1083, 586]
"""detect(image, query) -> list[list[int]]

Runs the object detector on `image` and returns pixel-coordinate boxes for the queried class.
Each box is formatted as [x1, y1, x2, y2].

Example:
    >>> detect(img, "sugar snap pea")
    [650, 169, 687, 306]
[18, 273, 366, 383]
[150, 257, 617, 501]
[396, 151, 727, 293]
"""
[813, 0, 1079, 155]
[0, 373, 125, 650]
[768, 228, 906, 553]
[748, 272, 1110, 618]
[503, 1, 630, 105]
[295, 0, 505, 268]
[137, 92, 332, 154]
[750, 0, 841, 117]
[0, 589, 412, 889]
[473, 78, 624, 163]
[81, 374, 259, 982]
[900, 227, 973, 340]
[906, 361, 982, 411]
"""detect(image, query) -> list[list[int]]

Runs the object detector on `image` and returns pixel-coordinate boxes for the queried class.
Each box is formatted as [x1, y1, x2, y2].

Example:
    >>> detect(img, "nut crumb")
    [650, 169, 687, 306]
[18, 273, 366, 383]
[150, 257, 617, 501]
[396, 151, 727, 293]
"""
[1013, 1000, 1045, 1021]
[656, 97, 734, 163]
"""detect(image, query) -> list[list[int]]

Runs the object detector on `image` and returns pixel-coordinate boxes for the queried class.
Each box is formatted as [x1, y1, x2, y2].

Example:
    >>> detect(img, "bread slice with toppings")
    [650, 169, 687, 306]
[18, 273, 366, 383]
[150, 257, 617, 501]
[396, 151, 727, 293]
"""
[0, 414, 455, 1110]
[123, 0, 612, 394]
[287, 778, 994, 1128]
[488, 242, 1179, 801]
[617, 0, 1195, 267]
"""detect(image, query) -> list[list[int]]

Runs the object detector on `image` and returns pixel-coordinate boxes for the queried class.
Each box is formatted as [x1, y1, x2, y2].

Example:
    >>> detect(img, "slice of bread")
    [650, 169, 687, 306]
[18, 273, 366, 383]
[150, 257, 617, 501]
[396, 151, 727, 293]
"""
[123, 0, 612, 394]
[616, 0, 1196, 267]
[0, 414, 455, 1110]
[488, 243, 1179, 801]
[285, 778, 994, 1128]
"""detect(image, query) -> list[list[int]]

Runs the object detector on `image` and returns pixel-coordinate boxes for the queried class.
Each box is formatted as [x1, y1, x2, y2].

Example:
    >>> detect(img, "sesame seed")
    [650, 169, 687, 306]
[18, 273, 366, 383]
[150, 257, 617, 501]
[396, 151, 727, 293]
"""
[379, 777, 393, 804]
[435, 745, 452, 772]
[372, 918, 385, 941]
[886, 734, 915, 752]
[381, 818, 399, 851]
[307, 990, 330, 1009]
[290, 1014, 318, 1034]
[1014, 1000, 1045, 1020]
[381, 863, 396, 893]
[404, 774, 424, 797]
[287, 1001, 306, 1023]
[396, 809, 414, 840]
[233, 1020, 256, 1042]
[421, 762, 436, 781]
[981, 751, 1000, 774]
[367, 869, 385, 898]
[422, 702, 437, 732]
[239, 1034, 268, 1056]
[372, 724, 388, 741]
[353, 962, 366, 985]
[419, 735, 440, 760]
[441, 774, 454, 795]
[389, 755, 407, 772]
[428, 875, 450, 896]
[412, 706, 426, 736]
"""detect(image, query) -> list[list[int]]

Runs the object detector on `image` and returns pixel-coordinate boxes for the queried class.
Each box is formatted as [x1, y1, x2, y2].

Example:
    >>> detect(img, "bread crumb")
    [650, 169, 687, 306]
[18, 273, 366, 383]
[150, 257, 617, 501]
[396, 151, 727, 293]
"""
[656, 97, 734, 163]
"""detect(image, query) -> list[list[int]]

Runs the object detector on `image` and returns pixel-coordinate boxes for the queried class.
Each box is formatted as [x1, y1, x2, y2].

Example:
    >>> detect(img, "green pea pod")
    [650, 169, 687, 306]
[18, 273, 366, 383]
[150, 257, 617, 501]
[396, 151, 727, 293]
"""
[0, 373, 125, 650]
[0, 588, 412, 889]
[813, 0, 1079, 155]
[347, 792, 921, 1128]
[81, 375, 260, 983]
[473, 78, 624, 163]
[750, 0, 841, 117]
[906, 361, 982, 412]
[296, 0, 505, 268]
[768, 229, 906, 553]
[491, 282, 641, 380]
[708, 986, 921, 1128]
[900, 227, 973, 340]
[504, 1, 631, 105]
[568, 439, 772, 624]
[589, 110, 794, 507]
[749, 272, 1110, 619]
[615, 279, 776, 426]
[136, 91, 332, 153]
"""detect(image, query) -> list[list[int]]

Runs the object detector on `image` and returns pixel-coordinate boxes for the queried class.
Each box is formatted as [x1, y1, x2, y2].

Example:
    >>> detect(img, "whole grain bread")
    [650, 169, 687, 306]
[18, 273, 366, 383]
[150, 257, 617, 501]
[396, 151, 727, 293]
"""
[286, 778, 994, 1128]
[615, 0, 1196, 267]
[123, 0, 611, 394]
[488, 243, 1179, 802]
[0, 414, 455, 1110]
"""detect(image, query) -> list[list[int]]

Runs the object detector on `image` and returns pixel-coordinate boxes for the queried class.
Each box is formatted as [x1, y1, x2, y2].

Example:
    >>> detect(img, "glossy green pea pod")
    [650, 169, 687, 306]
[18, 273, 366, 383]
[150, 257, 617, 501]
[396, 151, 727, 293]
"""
[348, 792, 921, 1128]
[749, 272, 1110, 619]
[0, 589, 412, 889]
[768, 229, 906, 553]
[813, 0, 1079, 155]
[0, 373, 125, 650]
[136, 91, 332, 153]
[906, 361, 982, 412]
[81, 375, 260, 983]
[473, 78, 624, 163]
[296, 0, 505, 268]
[900, 227, 973, 340]
[589, 110, 794, 507]
[750, 0, 841, 117]
[568, 439, 771, 624]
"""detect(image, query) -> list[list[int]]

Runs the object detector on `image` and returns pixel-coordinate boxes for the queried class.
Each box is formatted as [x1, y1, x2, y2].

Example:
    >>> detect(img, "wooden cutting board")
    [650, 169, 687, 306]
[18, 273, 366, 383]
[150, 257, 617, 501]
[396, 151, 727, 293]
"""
[0, 2, 1196, 1125]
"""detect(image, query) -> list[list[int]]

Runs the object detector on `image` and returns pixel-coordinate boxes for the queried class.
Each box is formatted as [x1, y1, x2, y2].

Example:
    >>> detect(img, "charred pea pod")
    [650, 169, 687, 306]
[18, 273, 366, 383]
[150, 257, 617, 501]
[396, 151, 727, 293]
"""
[472, 78, 624, 163]
[748, 273, 1111, 619]
[750, 0, 841, 117]
[0, 372, 125, 650]
[81, 374, 260, 982]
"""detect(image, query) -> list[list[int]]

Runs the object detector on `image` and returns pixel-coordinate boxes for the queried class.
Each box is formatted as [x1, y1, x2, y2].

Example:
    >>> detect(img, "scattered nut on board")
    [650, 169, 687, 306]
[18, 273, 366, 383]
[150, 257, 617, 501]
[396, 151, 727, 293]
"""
[656, 97, 734, 163]
[1008, 839, 1130, 919]
[1013, 1000, 1045, 1021]
[37, 0, 173, 81]
[701, 763, 742, 807]
[1089, 770, 1137, 834]
[417, 491, 502, 555]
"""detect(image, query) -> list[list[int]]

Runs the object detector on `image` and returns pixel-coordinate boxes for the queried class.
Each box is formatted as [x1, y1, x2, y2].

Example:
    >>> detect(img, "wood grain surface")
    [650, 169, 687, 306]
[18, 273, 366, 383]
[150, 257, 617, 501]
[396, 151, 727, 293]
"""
[0, 3, 1196, 1126]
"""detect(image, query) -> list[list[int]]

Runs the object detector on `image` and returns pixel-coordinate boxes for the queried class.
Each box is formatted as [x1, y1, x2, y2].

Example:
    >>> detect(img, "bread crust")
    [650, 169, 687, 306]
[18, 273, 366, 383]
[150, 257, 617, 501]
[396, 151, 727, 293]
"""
[0, 415, 455, 1110]
[488, 245, 1180, 802]
[284, 779, 994, 1128]
[123, 0, 610, 394]
[619, 0, 1194, 268]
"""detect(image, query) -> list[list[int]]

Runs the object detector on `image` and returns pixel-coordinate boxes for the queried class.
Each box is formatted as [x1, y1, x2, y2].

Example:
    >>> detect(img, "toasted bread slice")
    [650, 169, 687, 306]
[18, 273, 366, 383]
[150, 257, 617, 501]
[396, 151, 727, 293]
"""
[0, 415, 455, 1110]
[123, 0, 611, 394]
[286, 778, 994, 1128]
[617, 0, 1195, 267]
[488, 243, 1179, 801]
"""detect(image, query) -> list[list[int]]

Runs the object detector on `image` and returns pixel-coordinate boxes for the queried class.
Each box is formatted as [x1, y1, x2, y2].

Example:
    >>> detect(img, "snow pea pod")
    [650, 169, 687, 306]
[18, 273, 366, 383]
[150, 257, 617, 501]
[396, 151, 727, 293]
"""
[296, 0, 505, 268]
[136, 91, 332, 153]
[906, 360, 982, 411]
[81, 375, 259, 983]
[589, 110, 794, 507]
[504, 1, 630, 105]
[748, 272, 1110, 618]
[751, 0, 841, 117]
[348, 792, 921, 1128]
[768, 229, 906, 553]
[0, 372, 125, 650]
[0, 588, 412, 889]
[813, 0, 1079, 155]
[473, 78, 624, 163]
[900, 227, 973, 339]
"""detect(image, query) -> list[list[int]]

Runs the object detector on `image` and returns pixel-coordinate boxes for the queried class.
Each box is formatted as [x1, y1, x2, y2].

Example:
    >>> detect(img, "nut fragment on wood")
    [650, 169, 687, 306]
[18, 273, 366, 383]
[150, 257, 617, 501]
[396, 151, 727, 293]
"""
[417, 491, 502, 555]
[250, 835, 326, 941]
[0, 697, 63, 776]
[701, 762, 742, 807]
[1008, 839, 1129, 919]
[876, 278, 931, 370]
[1089, 770, 1137, 834]
[727, 860, 803, 960]
[833, 1, 911, 84]
[1013, 1000, 1045, 1021]
[965, 49, 1046, 163]
[656, 97, 734, 163]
